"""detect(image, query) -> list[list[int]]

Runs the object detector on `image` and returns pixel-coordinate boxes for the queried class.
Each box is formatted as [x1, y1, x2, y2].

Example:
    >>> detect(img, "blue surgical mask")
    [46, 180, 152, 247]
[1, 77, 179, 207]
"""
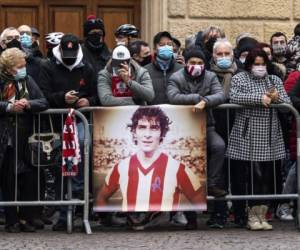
[14, 67, 27, 81]
[157, 45, 173, 60]
[20, 33, 32, 48]
[216, 57, 233, 69]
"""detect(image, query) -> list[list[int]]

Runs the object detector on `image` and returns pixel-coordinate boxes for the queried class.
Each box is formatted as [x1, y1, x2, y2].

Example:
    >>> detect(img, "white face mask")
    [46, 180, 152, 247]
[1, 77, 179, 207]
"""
[239, 57, 246, 64]
[187, 64, 204, 77]
[251, 65, 267, 78]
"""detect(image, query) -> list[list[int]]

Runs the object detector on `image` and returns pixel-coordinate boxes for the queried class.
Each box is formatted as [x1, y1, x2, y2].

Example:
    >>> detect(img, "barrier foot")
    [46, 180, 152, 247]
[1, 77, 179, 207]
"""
[83, 219, 92, 234]
[67, 206, 73, 234]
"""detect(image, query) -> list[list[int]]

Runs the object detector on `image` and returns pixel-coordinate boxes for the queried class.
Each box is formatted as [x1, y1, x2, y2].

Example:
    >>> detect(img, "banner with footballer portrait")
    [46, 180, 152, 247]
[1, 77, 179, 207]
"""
[93, 105, 207, 212]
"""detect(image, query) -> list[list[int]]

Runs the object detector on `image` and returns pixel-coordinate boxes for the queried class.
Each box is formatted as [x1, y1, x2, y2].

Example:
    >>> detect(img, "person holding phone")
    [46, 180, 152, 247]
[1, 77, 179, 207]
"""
[39, 34, 98, 231]
[98, 44, 154, 106]
[40, 34, 98, 109]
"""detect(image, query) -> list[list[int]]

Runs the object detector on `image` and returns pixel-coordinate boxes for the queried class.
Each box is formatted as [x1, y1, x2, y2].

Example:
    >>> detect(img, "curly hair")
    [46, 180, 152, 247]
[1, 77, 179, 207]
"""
[0, 47, 26, 72]
[244, 47, 272, 73]
[128, 107, 172, 144]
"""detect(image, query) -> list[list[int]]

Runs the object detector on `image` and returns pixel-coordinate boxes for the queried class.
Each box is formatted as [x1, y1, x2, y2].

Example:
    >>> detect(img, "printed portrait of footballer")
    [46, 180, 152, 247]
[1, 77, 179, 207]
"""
[93, 106, 207, 212]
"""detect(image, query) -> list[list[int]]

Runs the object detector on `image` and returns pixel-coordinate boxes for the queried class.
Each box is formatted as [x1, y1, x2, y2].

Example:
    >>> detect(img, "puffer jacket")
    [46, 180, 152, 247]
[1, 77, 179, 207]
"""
[167, 68, 225, 126]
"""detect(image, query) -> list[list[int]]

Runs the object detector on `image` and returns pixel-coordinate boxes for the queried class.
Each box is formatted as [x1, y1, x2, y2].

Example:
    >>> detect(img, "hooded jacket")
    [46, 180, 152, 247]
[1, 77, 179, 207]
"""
[39, 44, 99, 108]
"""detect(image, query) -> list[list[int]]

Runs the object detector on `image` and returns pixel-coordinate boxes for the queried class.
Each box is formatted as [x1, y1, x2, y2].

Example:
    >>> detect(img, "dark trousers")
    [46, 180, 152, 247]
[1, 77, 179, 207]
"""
[0, 147, 40, 225]
[207, 127, 226, 188]
[230, 159, 282, 218]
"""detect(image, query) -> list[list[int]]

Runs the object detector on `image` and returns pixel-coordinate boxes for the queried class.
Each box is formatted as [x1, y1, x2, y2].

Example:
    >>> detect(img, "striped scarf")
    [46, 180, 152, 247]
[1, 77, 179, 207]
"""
[0, 71, 29, 102]
[62, 109, 81, 177]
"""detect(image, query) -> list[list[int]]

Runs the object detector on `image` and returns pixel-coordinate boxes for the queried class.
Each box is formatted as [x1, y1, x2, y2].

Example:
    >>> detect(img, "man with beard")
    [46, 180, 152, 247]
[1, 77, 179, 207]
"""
[270, 32, 288, 79]
[81, 15, 111, 74]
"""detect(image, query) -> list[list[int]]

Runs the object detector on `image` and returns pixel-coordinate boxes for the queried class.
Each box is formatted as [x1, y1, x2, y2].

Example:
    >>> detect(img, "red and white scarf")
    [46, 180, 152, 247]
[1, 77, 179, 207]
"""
[62, 109, 81, 176]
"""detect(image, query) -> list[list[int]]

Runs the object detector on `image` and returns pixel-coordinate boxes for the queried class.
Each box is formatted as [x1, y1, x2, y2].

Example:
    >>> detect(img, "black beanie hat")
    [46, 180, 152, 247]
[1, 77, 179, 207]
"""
[183, 45, 206, 63]
[236, 37, 258, 58]
[83, 15, 105, 37]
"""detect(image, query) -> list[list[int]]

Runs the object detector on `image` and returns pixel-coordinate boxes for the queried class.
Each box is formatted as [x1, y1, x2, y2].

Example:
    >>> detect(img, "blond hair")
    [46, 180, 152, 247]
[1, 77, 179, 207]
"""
[0, 47, 26, 71]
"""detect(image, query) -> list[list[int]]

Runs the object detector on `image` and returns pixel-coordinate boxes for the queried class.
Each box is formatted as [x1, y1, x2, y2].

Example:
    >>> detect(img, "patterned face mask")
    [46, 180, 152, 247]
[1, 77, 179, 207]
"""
[272, 44, 286, 56]
[186, 64, 205, 77]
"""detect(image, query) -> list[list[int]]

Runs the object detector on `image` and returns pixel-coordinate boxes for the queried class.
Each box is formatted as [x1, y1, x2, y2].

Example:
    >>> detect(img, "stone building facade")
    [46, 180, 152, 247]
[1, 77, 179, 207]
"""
[142, 0, 300, 47]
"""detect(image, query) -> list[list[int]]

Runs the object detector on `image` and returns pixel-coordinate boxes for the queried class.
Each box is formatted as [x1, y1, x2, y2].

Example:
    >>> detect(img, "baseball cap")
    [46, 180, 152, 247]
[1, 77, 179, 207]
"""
[153, 31, 173, 46]
[60, 34, 79, 58]
[112, 45, 131, 60]
[31, 27, 40, 37]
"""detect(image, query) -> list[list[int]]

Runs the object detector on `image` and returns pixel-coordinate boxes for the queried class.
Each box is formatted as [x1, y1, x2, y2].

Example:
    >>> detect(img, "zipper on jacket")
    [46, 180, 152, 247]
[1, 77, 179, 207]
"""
[163, 70, 167, 86]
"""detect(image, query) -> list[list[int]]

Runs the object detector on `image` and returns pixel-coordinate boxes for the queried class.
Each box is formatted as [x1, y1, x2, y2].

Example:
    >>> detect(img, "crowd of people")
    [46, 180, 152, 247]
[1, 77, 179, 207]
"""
[0, 13, 299, 232]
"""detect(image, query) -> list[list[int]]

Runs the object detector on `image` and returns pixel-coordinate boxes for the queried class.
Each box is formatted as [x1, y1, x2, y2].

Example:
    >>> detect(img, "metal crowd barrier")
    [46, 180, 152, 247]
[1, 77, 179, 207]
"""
[1, 104, 299, 233]
[212, 103, 300, 229]
[0, 109, 92, 234]
[80, 103, 300, 230]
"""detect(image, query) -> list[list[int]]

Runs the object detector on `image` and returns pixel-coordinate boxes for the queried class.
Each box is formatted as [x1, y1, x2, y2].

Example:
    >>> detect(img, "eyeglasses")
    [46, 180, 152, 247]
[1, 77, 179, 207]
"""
[6, 35, 20, 41]
[20, 31, 32, 36]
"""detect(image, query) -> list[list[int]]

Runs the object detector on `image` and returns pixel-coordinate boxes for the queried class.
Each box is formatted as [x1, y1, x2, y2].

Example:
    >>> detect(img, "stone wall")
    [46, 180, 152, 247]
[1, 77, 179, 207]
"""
[164, 0, 300, 47]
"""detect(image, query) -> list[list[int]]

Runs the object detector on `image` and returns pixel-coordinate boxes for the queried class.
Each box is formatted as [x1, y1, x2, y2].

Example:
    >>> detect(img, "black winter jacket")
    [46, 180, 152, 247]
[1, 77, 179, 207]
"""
[0, 75, 49, 173]
[39, 58, 99, 108]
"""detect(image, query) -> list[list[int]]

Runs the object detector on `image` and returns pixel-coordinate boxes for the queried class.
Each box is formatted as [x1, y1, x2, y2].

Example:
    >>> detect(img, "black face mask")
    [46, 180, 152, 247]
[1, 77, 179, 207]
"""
[140, 55, 152, 66]
[32, 41, 39, 49]
[87, 33, 103, 45]
[205, 37, 217, 54]
[6, 39, 22, 50]
[62, 58, 77, 66]
[47, 49, 54, 59]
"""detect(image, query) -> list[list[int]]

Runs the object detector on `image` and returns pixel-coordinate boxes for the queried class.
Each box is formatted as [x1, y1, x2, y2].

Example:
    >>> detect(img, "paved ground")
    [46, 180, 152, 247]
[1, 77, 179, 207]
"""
[0, 217, 299, 250]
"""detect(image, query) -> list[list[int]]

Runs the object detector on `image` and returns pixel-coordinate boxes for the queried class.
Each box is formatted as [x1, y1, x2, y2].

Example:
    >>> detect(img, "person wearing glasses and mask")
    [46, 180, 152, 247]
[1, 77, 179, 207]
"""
[0, 27, 22, 53]
[0, 27, 42, 86]
[17, 25, 43, 59]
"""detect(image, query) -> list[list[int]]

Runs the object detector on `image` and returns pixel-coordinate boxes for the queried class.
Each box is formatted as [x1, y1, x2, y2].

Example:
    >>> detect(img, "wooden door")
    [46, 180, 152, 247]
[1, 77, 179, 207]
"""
[97, 0, 141, 49]
[0, 0, 43, 36]
[0, 0, 141, 52]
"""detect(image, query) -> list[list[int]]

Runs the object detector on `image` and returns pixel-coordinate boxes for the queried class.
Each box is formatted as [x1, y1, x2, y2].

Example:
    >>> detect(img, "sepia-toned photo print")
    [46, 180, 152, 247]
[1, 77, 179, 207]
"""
[93, 105, 207, 212]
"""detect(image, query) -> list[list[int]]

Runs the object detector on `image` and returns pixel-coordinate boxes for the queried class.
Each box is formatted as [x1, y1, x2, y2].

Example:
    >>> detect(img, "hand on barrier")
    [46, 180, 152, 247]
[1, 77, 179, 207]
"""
[266, 88, 279, 102]
[193, 100, 206, 112]
[19, 98, 31, 109]
[11, 100, 26, 112]
[65, 90, 79, 104]
[262, 94, 272, 107]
